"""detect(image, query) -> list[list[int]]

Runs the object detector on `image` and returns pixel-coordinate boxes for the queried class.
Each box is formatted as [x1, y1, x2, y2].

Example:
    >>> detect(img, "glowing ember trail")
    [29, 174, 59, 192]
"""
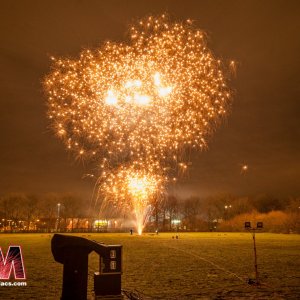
[44, 15, 232, 234]
[100, 164, 164, 235]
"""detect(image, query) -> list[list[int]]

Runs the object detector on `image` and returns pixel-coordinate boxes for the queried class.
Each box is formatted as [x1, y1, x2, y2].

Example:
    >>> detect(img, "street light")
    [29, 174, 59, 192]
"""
[56, 203, 61, 232]
[224, 204, 232, 220]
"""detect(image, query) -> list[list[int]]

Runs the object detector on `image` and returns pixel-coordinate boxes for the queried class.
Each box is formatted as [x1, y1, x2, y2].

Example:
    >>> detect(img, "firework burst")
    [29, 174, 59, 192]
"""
[45, 15, 231, 168]
[44, 15, 232, 233]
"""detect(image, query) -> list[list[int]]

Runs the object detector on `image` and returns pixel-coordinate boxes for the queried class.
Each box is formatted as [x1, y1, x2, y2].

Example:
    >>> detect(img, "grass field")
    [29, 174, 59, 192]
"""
[0, 233, 299, 299]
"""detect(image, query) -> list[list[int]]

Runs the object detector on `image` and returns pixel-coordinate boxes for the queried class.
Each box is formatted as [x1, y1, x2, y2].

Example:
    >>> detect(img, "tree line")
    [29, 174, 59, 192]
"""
[0, 193, 299, 233]
[149, 194, 299, 233]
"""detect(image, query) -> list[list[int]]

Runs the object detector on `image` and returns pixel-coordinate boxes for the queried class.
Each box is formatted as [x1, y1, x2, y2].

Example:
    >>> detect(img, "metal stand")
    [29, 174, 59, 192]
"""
[251, 230, 259, 285]
[245, 221, 263, 285]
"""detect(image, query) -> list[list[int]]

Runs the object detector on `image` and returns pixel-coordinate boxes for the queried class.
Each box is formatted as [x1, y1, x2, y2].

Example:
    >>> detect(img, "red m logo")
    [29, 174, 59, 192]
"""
[0, 246, 26, 280]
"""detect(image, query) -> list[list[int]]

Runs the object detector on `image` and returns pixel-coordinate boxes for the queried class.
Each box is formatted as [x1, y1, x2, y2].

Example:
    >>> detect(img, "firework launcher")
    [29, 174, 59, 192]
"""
[51, 234, 122, 300]
[245, 222, 263, 285]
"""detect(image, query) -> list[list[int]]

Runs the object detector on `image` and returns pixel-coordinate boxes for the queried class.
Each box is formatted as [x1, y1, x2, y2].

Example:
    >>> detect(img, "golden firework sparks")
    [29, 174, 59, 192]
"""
[100, 163, 165, 235]
[44, 15, 232, 234]
[44, 15, 231, 170]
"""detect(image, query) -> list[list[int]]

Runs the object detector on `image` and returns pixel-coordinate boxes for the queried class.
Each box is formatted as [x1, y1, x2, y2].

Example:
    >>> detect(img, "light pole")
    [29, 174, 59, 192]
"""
[245, 221, 263, 285]
[57, 203, 61, 232]
[224, 204, 231, 220]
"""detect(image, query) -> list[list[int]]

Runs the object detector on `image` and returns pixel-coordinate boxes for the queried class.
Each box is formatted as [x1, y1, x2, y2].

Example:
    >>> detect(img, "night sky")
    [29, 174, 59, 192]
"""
[1, 0, 299, 199]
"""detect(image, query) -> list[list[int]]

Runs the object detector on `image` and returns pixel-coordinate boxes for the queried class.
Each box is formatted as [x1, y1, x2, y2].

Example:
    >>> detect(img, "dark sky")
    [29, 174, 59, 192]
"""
[0, 0, 299, 199]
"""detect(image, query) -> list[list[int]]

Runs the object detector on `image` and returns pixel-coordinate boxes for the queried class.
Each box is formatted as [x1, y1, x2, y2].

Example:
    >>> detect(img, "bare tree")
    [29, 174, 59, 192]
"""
[0, 194, 26, 231]
[39, 194, 60, 232]
[252, 194, 285, 213]
[60, 194, 83, 231]
[182, 196, 201, 230]
[23, 194, 38, 231]
[164, 195, 178, 230]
